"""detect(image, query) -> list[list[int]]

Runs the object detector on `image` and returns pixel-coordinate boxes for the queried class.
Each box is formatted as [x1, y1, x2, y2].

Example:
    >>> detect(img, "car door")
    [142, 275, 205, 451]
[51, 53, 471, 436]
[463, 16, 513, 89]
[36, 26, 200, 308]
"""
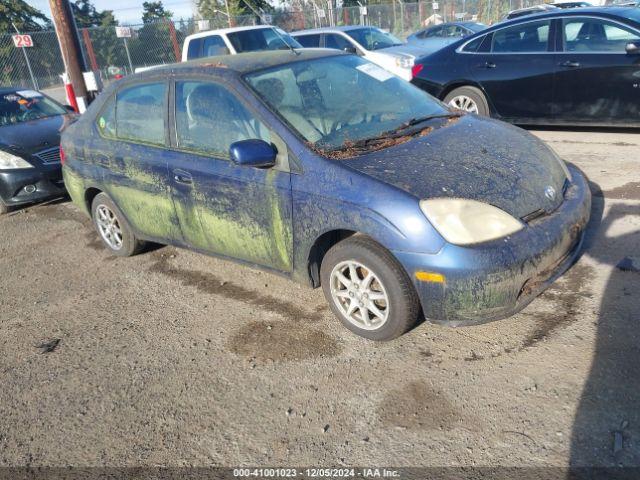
[94, 80, 182, 243]
[165, 78, 294, 272]
[553, 15, 640, 124]
[469, 18, 557, 121]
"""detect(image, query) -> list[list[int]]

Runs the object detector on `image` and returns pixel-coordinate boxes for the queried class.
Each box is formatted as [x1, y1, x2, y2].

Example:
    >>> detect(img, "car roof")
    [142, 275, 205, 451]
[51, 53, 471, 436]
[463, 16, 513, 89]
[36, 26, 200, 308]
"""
[291, 25, 376, 35]
[497, 5, 640, 26]
[136, 48, 345, 78]
[0, 87, 27, 94]
[184, 25, 278, 41]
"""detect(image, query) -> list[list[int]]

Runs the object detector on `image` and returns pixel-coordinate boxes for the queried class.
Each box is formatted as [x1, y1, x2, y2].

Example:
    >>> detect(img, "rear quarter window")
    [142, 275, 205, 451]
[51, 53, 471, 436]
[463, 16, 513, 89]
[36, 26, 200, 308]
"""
[296, 34, 321, 48]
[187, 38, 203, 59]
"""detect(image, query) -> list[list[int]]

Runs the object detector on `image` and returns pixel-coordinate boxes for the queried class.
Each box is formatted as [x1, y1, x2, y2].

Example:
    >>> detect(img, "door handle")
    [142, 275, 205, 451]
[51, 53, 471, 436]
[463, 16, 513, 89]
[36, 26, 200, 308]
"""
[484, 61, 496, 69]
[95, 153, 110, 167]
[559, 60, 580, 68]
[173, 169, 193, 185]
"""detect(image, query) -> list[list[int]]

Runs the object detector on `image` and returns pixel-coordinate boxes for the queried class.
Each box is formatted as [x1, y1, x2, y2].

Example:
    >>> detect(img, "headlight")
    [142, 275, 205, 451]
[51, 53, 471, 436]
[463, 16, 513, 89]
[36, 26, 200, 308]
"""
[420, 198, 524, 246]
[0, 150, 34, 170]
[395, 56, 413, 69]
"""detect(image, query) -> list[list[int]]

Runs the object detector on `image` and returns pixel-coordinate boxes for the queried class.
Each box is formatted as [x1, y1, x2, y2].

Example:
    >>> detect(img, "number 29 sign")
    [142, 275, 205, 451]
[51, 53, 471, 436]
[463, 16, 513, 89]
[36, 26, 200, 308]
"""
[12, 35, 34, 48]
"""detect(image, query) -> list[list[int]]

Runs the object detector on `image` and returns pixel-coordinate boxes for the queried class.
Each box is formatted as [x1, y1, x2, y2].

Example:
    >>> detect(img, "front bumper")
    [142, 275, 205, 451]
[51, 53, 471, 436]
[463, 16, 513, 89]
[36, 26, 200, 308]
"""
[392, 164, 592, 326]
[0, 164, 66, 207]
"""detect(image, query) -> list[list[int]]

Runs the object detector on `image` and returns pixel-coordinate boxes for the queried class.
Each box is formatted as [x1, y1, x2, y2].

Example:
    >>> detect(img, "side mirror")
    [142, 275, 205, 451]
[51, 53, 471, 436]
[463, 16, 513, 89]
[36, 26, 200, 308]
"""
[626, 42, 640, 54]
[343, 46, 358, 54]
[229, 139, 277, 168]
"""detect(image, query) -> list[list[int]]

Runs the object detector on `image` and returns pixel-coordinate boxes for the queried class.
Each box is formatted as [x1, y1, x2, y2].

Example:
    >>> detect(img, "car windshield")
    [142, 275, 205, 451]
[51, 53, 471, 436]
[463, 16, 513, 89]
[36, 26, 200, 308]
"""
[245, 55, 449, 154]
[344, 27, 404, 50]
[227, 27, 302, 53]
[0, 90, 66, 127]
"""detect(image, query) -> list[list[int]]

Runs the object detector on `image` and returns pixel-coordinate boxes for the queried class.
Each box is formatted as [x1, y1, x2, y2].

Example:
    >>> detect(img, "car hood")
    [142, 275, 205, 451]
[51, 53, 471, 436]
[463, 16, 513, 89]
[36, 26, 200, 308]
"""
[0, 114, 71, 155]
[376, 44, 432, 59]
[342, 115, 568, 220]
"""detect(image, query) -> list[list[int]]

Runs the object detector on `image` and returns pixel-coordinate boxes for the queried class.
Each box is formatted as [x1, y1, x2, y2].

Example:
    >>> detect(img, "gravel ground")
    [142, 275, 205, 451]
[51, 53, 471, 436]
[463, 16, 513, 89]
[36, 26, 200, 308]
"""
[0, 128, 639, 470]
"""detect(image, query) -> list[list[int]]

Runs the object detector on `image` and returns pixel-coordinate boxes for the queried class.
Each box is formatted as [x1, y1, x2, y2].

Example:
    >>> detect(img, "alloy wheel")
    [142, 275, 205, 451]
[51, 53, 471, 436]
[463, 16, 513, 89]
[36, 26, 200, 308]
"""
[448, 95, 479, 113]
[329, 260, 390, 331]
[96, 204, 123, 250]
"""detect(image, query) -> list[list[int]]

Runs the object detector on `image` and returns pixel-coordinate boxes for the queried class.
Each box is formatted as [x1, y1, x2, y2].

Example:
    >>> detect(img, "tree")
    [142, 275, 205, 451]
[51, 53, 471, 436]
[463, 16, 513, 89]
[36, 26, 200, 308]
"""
[197, 0, 272, 22]
[0, 0, 50, 32]
[142, 1, 173, 23]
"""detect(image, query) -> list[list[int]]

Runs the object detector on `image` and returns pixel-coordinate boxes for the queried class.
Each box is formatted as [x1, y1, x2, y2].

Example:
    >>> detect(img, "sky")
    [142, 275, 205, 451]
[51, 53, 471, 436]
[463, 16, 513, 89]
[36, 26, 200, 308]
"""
[28, 0, 197, 25]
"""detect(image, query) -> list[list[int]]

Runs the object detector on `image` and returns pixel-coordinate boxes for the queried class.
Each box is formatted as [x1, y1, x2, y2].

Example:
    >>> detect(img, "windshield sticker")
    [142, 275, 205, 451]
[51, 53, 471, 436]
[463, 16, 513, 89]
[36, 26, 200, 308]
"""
[98, 117, 106, 129]
[16, 90, 43, 99]
[356, 63, 394, 82]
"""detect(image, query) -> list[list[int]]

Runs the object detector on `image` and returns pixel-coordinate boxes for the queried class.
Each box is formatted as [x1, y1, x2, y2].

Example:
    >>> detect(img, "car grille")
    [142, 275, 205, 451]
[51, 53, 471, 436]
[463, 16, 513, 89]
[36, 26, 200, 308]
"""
[35, 147, 61, 164]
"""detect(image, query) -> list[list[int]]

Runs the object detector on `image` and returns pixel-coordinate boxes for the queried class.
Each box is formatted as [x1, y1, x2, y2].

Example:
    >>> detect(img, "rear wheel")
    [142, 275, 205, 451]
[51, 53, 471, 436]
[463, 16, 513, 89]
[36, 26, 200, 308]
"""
[320, 235, 420, 341]
[444, 86, 489, 116]
[91, 193, 145, 257]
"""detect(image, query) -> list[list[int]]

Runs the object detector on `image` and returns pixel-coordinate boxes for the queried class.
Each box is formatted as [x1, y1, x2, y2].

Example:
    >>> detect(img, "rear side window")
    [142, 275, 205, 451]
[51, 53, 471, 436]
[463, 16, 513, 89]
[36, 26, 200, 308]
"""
[461, 35, 485, 52]
[563, 17, 640, 52]
[425, 26, 443, 38]
[324, 33, 352, 50]
[202, 35, 229, 56]
[115, 83, 166, 145]
[187, 38, 203, 59]
[296, 34, 321, 48]
[492, 20, 551, 52]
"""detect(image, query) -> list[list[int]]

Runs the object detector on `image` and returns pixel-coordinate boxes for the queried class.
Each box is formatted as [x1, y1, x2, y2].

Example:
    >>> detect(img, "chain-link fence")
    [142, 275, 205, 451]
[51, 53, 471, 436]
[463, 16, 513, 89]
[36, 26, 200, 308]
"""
[0, 0, 623, 96]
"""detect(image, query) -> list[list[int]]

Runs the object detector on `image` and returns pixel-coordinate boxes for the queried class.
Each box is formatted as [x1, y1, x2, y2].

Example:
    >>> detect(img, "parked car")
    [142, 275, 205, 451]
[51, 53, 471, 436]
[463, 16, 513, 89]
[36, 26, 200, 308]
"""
[503, 4, 559, 20]
[182, 25, 302, 61]
[406, 21, 487, 54]
[0, 88, 73, 214]
[61, 50, 590, 340]
[411, 6, 640, 126]
[291, 26, 429, 80]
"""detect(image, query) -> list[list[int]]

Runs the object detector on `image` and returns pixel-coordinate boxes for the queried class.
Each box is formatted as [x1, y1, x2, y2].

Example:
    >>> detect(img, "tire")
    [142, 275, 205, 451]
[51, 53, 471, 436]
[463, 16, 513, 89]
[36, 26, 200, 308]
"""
[91, 192, 145, 257]
[320, 235, 420, 341]
[444, 86, 490, 116]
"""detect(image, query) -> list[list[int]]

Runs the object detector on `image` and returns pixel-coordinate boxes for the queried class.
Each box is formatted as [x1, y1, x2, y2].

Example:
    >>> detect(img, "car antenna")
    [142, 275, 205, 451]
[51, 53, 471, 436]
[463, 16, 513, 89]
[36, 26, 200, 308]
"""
[239, 0, 300, 55]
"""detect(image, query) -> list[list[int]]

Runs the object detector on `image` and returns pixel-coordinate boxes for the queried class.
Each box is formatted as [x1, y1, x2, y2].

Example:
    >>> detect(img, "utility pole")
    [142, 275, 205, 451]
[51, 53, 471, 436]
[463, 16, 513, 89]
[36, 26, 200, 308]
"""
[49, 0, 88, 111]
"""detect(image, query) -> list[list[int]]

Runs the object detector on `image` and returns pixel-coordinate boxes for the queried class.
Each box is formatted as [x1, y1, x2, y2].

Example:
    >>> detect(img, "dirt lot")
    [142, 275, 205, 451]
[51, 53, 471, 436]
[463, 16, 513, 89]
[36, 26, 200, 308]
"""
[0, 128, 639, 471]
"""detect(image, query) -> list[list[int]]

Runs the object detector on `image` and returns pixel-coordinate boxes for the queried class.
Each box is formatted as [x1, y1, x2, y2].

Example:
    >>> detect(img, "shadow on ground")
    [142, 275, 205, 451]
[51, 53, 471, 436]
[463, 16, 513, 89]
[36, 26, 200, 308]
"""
[570, 181, 640, 472]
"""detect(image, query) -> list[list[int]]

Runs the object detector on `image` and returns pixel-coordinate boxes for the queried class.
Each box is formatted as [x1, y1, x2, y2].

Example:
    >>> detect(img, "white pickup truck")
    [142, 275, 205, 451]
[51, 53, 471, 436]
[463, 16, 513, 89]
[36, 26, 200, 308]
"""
[182, 25, 302, 61]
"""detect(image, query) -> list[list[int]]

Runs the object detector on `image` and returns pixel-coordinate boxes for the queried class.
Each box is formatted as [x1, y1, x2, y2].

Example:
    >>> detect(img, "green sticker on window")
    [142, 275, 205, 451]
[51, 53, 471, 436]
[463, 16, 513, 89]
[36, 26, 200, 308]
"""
[98, 117, 106, 129]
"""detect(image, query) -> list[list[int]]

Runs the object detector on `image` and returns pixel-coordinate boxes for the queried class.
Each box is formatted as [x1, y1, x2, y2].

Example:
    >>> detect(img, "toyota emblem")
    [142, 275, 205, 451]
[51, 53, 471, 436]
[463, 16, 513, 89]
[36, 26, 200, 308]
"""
[544, 185, 556, 200]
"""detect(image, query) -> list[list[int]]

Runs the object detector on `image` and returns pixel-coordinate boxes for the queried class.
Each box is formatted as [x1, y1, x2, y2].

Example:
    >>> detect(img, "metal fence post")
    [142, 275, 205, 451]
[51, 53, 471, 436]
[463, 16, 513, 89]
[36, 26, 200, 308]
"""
[123, 37, 133, 74]
[11, 22, 39, 90]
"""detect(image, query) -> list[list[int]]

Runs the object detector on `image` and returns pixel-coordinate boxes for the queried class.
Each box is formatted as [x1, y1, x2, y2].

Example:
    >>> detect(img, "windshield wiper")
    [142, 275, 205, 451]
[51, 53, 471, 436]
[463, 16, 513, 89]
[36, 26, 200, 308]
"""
[397, 112, 464, 131]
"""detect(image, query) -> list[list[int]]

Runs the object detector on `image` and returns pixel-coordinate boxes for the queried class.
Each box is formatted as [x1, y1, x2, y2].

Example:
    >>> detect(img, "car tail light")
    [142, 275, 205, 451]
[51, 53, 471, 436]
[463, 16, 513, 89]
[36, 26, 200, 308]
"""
[60, 146, 66, 165]
[412, 64, 424, 78]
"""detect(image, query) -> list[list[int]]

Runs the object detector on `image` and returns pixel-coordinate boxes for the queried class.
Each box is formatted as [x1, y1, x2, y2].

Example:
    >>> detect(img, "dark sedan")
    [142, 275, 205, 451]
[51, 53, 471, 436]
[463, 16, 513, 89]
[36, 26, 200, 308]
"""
[411, 7, 640, 126]
[0, 88, 73, 214]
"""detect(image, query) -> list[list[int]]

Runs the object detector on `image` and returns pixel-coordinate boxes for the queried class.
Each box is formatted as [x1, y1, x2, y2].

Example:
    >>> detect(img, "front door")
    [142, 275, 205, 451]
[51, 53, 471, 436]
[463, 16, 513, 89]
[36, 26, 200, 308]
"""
[469, 18, 557, 121]
[553, 16, 640, 124]
[167, 79, 294, 272]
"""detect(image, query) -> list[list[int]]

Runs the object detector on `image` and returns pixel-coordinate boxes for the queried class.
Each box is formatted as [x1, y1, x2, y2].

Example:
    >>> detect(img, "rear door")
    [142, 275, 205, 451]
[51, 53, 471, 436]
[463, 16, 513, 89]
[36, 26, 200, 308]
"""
[94, 80, 181, 243]
[469, 18, 557, 121]
[552, 15, 640, 124]
[166, 77, 294, 272]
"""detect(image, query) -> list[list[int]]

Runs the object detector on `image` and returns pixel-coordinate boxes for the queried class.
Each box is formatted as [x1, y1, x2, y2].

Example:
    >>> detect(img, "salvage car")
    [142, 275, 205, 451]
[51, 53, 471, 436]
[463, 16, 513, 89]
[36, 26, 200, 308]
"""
[291, 26, 429, 80]
[182, 25, 302, 61]
[406, 21, 487, 54]
[61, 50, 591, 340]
[0, 88, 72, 214]
[411, 6, 640, 126]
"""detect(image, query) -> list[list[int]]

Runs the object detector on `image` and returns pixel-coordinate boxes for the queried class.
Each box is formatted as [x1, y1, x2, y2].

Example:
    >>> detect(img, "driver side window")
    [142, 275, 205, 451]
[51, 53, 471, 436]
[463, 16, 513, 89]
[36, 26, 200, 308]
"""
[175, 81, 270, 158]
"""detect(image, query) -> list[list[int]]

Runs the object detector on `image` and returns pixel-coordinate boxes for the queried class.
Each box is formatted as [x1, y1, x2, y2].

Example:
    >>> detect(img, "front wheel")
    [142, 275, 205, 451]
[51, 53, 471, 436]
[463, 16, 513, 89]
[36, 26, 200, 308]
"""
[91, 192, 145, 257]
[444, 86, 489, 116]
[320, 236, 420, 341]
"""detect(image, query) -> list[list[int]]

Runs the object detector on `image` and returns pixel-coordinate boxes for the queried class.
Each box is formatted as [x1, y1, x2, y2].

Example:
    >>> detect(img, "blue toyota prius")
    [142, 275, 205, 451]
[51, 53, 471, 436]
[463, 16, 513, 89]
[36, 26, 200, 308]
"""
[61, 49, 591, 340]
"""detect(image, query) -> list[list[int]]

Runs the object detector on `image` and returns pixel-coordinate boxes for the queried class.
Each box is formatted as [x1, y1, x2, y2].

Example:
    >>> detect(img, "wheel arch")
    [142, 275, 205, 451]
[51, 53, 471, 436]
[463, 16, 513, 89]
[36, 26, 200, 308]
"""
[306, 229, 358, 288]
